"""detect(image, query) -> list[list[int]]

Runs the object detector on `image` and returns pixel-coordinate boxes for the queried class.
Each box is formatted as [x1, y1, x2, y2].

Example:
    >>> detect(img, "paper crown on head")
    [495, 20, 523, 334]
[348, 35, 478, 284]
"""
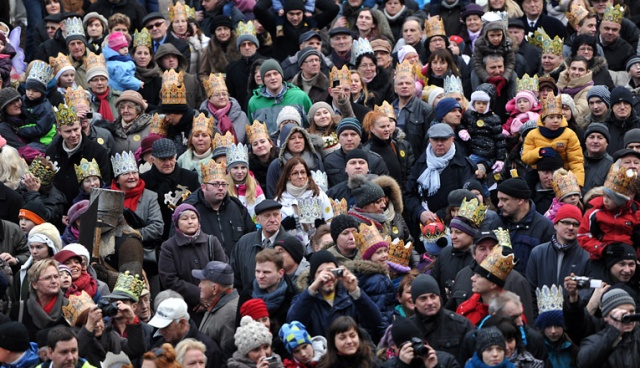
[355, 222, 389, 257]
[213, 131, 236, 149]
[202, 73, 227, 98]
[388, 238, 413, 270]
[311, 170, 328, 192]
[604, 163, 637, 198]
[330, 198, 348, 216]
[374, 101, 397, 121]
[169, 2, 196, 21]
[62, 291, 95, 326]
[200, 160, 227, 183]
[516, 74, 539, 94]
[49, 53, 73, 76]
[603, 4, 625, 24]
[536, 284, 563, 315]
[395, 59, 415, 80]
[353, 37, 374, 61]
[111, 151, 138, 177]
[330, 65, 351, 86]
[149, 113, 168, 136]
[443, 75, 463, 95]
[531, 28, 563, 56]
[133, 28, 152, 49]
[476, 235, 516, 286]
[63, 17, 85, 39]
[65, 86, 90, 107]
[567, 5, 590, 28]
[298, 197, 323, 224]
[541, 91, 563, 118]
[552, 169, 581, 200]
[226, 143, 249, 166]
[425, 16, 446, 39]
[191, 112, 214, 136]
[54, 103, 78, 126]
[246, 120, 270, 143]
[112, 271, 145, 302]
[27, 60, 53, 85]
[236, 21, 256, 38]
[420, 218, 449, 242]
[74, 158, 102, 183]
[161, 69, 187, 105]
[457, 197, 487, 228]
[29, 156, 59, 186]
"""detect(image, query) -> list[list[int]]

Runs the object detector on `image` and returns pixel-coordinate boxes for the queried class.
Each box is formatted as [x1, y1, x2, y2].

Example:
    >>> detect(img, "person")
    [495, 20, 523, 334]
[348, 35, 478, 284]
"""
[199, 0, 246, 38]
[104, 32, 143, 92]
[224, 143, 265, 217]
[605, 87, 640, 155]
[568, 34, 614, 91]
[228, 315, 284, 368]
[155, 45, 204, 113]
[169, 3, 209, 75]
[199, 16, 241, 77]
[142, 12, 191, 63]
[131, 28, 163, 112]
[597, 4, 634, 72]
[464, 327, 515, 368]
[176, 113, 216, 174]
[175, 339, 208, 368]
[0, 321, 40, 368]
[83, 12, 108, 54]
[507, 19, 541, 78]
[504, 88, 540, 139]
[17, 156, 67, 229]
[290, 47, 330, 104]
[326, 214, 362, 263]
[584, 86, 610, 126]
[17, 201, 47, 236]
[471, 16, 515, 88]
[111, 91, 152, 154]
[353, 38, 395, 107]
[225, 21, 262, 112]
[371, 175, 414, 245]
[141, 343, 182, 368]
[246, 121, 277, 189]
[36, 326, 95, 368]
[278, 321, 327, 368]
[534, 285, 578, 368]
[199, 73, 249, 144]
[483, 317, 542, 368]
[519, 0, 565, 39]
[583, 123, 613, 193]
[556, 56, 593, 126]
[316, 316, 380, 368]
[274, 237, 309, 287]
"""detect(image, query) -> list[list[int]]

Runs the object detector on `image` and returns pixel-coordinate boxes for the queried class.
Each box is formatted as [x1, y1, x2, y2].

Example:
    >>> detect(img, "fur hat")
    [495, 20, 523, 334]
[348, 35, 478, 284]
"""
[234, 316, 273, 356]
[349, 174, 385, 208]
[28, 222, 62, 253]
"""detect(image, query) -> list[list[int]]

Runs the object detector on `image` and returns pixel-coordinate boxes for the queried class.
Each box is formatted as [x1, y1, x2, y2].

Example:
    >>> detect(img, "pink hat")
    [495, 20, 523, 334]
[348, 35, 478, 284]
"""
[0, 134, 6, 149]
[515, 90, 538, 108]
[108, 32, 129, 51]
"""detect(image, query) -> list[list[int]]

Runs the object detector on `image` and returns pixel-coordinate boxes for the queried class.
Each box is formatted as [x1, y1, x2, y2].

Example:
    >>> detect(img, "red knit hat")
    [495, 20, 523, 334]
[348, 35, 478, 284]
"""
[553, 204, 582, 224]
[240, 298, 269, 320]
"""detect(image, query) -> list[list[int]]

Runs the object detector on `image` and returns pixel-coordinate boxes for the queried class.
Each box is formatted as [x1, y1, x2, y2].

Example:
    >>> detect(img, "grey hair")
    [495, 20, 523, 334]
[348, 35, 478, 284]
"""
[404, 16, 425, 31]
[488, 291, 522, 314]
[483, 54, 504, 65]
[154, 289, 183, 311]
[116, 101, 143, 114]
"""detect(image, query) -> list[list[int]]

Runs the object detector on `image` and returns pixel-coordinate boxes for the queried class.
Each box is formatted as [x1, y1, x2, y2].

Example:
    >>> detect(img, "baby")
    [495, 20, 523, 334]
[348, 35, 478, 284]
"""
[504, 89, 540, 137]
[104, 31, 143, 91]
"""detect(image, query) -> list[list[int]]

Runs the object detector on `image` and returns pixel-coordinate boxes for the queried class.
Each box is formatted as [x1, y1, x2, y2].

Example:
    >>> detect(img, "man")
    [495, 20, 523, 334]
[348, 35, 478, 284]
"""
[0, 322, 39, 368]
[597, 4, 635, 72]
[432, 97, 462, 129]
[591, 0, 639, 50]
[86, 0, 146, 31]
[429, 0, 465, 38]
[371, 39, 393, 74]
[37, 326, 95, 368]
[247, 59, 312, 134]
[324, 119, 388, 187]
[508, 18, 542, 77]
[140, 138, 200, 239]
[290, 47, 330, 103]
[398, 17, 427, 64]
[282, 30, 333, 80]
[496, 178, 554, 274]
[389, 318, 459, 368]
[149, 298, 222, 368]
[471, 55, 515, 117]
[154, 44, 204, 110]
[274, 236, 309, 287]
[193, 261, 239, 360]
[328, 27, 353, 69]
[326, 148, 370, 206]
[625, 55, 640, 114]
[230, 200, 289, 291]
[142, 13, 190, 63]
[325, 66, 370, 123]
[226, 24, 262, 111]
[184, 160, 255, 257]
[46, 103, 111, 212]
[394, 63, 433, 155]
[563, 7, 599, 57]
[583, 123, 613, 194]
[520, 0, 566, 39]
[408, 274, 474, 365]
[584, 85, 611, 125]
[606, 87, 640, 155]
[86, 53, 121, 122]
[62, 87, 114, 156]
[326, 214, 361, 263]
[287, 250, 385, 340]
[624, 129, 640, 151]
[527, 155, 564, 216]
[598, 243, 638, 287]
[34, 14, 76, 65]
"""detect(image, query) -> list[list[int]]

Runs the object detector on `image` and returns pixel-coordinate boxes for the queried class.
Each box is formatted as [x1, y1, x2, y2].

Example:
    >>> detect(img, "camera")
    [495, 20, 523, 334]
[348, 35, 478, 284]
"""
[331, 268, 344, 277]
[571, 276, 602, 289]
[621, 313, 640, 323]
[409, 337, 429, 357]
[85, 112, 93, 119]
[97, 299, 119, 317]
[264, 356, 277, 363]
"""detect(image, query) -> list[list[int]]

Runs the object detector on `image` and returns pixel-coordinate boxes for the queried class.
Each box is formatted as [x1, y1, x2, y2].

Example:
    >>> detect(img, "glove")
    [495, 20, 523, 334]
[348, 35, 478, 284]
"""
[492, 160, 504, 173]
[281, 216, 297, 231]
[539, 147, 557, 158]
[458, 129, 471, 141]
[502, 129, 510, 137]
[487, 76, 507, 96]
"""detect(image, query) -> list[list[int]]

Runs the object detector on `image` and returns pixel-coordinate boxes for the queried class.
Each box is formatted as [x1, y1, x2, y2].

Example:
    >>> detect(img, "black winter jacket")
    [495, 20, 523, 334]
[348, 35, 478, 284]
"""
[394, 96, 433, 156]
[577, 325, 640, 368]
[584, 152, 613, 194]
[324, 147, 389, 188]
[410, 309, 475, 365]
[461, 109, 507, 161]
[430, 245, 473, 300]
[605, 112, 640, 155]
[86, 0, 147, 32]
[33, 29, 67, 63]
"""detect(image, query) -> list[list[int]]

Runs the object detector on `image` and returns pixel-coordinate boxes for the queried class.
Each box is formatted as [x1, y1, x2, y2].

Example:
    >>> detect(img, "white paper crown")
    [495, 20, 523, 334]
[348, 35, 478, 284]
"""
[352, 37, 374, 61]
[536, 284, 564, 314]
[111, 151, 138, 177]
[444, 75, 464, 95]
[298, 197, 322, 224]
[311, 170, 328, 192]
[226, 143, 249, 166]
[27, 60, 53, 85]
[63, 17, 85, 39]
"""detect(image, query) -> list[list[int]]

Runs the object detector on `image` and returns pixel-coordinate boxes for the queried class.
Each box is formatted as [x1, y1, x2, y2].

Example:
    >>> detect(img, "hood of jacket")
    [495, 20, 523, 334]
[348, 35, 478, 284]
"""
[113, 113, 152, 138]
[102, 44, 120, 60]
[371, 175, 403, 213]
[154, 43, 188, 72]
[343, 259, 389, 276]
[278, 124, 319, 161]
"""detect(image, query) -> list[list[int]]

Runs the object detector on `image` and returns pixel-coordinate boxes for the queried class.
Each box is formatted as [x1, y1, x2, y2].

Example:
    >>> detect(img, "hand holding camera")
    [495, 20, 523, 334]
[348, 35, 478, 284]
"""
[399, 339, 438, 367]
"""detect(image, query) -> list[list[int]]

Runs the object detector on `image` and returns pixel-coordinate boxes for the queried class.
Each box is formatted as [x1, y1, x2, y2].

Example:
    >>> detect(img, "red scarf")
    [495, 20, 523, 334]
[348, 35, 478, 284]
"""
[66, 271, 98, 298]
[40, 294, 58, 314]
[209, 101, 238, 143]
[111, 178, 146, 212]
[94, 88, 114, 122]
[456, 293, 489, 326]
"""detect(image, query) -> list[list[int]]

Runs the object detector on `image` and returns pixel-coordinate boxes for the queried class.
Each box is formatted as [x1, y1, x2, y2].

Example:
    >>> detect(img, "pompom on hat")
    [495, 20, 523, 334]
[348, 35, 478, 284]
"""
[234, 316, 273, 356]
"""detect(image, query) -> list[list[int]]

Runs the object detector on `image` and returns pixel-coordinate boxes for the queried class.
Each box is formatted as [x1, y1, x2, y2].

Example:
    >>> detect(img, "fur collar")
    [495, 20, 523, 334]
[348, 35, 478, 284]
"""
[372, 175, 403, 213]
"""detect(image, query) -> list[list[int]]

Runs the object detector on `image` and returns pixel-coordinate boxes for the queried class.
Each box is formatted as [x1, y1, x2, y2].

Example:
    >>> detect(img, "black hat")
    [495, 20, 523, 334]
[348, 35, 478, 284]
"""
[345, 148, 368, 163]
[411, 274, 440, 301]
[284, 0, 305, 12]
[604, 242, 638, 269]
[474, 230, 498, 245]
[329, 27, 352, 37]
[497, 178, 531, 199]
[624, 128, 640, 148]
[274, 236, 305, 264]
[44, 13, 63, 23]
[308, 250, 338, 281]
[391, 318, 422, 346]
[255, 199, 283, 216]
[0, 87, 21, 113]
[349, 174, 385, 208]
[508, 18, 525, 29]
[613, 148, 640, 161]
[585, 122, 610, 143]
[536, 155, 564, 172]
[330, 214, 359, 242]
[461, 3, 484, 19]
[463, 179, 484, 194]
[447, 189, 476, 208]
[212, 15, 232, 30]
[476, 327, 506, 355]
[142, 12, 166, 26]
[0, 321, 30, 352]
[611, 86, 633, 106]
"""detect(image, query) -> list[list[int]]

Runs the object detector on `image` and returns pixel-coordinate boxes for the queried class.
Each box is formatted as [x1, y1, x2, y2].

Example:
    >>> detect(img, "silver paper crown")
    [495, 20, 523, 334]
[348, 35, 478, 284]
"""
[164, 184, 191, 210]
[63, 17, 85, 39]
[536, 284, 563, 314]
[298, 197, 322, 224]
[27, 60, 53, 85]
[444, 75, 464, 95]
[352, 37, 374, 61]
[111, 151, 138, 177]
[311, 170, 328, 192]
[226, 143, 249, 166]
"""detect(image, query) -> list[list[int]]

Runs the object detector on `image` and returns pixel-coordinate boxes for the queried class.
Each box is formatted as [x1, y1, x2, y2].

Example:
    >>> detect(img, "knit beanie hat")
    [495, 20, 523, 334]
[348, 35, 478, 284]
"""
[297, 46, 321, 68]
[336, 117, 362, 137]
[560, 94, 577, 118]
[67, 200, 90, 226]
[604, 242, 637, 270]
[308, 250, 339, 281]
[624, 128, 640, 148]
[611, 86, 633, 106]
[553, 204, 582, 224]
[19, 201, 48, 225]
[519, 120, 538, 137]
[476, 327, 506, 355]
[234, 316, 273, 356]
[463, 179, 484, 194]
[603, 187, 629, 208]
[277, 106, 302, 127]
[391, 317, 422, 346]
[240, 298, 269, 320]
[279, 321, 313, 353]
[260, 58, 284, 82]
[411, 274, 440, 302]
[284, 0, 306, 12]
[398, 45, 418, 63]
[601, 288, 636, 317]
[626, 55, 640, 71]
[535, 308, 564, 330]
[236, 26, 260, 48]
[436, 97, 461, 120]
[0, 87, 21, 113]
[450, 217, 479, 238]
[470, 90, 491, 112]
[427, 87, 445, 106]
[330, 215, 359, 243]
[58, 264, 72, 276]
[308, 102, 333, 125]
[448, 189, 476, 207]
[172, 203, 200, 227]
[585, 123, 610, 143]
[274, 236, 305, 264]
[515, 90, 538, 109]
[0, 321, 30, 352]
[497, 178, 531, 199]
[86, 63, 109, 83]
[107, 32, 128, 51]
[536, 155, 564, 172]
[349, 174, 385, 208]
[211, 15, 232, 30]
[586, 85, 611, 108]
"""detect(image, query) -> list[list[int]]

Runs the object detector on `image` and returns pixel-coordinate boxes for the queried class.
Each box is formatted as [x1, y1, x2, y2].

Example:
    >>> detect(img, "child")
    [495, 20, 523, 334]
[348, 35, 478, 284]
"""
[229, 315, 284, 368]
[544, 169, 583, 222]
[73, 157, 104, 204]
[274, 0, 315, 37]
[49, 53, 77, 94]
[471, 14, 515, 87]
[279, 321, 327, 368]
[19, 61, 58, 151]
[18, 202, 48, 236]
[535, 285, 578, 368]
[465, 326, 515, 368]
[504, 89, 540, 138]
[104, 32, 143, 92]
[521, 92, 585, 186]
[59, 264, 73, 293]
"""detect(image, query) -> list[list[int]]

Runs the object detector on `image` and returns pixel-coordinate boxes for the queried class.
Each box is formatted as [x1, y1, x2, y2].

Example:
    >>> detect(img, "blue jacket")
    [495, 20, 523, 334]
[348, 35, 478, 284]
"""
[103, 45, 142, 91]
[2, 342, 39, 368]
[545, 337, 576, 368]
[19, 97, 56, 146]
[345, 260, 396, 330]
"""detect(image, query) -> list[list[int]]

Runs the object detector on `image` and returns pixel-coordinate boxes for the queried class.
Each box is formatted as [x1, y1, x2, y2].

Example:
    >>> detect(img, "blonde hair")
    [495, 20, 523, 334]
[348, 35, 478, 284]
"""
[445, 92, 469, 111]
[0, 145, 27, 190]
[227, 167, 259, 205]
[28, 259, 59, 290]
[175, 339, 207, 366]
[350, 70, 374, 106]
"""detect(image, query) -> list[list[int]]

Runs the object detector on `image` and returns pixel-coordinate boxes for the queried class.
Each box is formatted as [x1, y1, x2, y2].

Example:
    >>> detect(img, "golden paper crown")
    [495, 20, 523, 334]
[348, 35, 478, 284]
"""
[425, 16, 446, 39]
[84, 51, 106, 75]
[29, 156, 59, 186]
[74, 158, 102, 183]
[330, 65, 351, 86]
[236, 21, 256, 38]
[388, 238, 413, 268]
[603, 4, 624, 24]
[200, 160, 227, 183]
[567, 5, 590, 28]
[456, 198, 487, 227]
[133, 28, 152, 49]
[531, 28, 563, 56]
[493, 227, 512, 249]
[161, 70, 187, 105]
[354, 222, 389, 257]
[478, 244, 516, 284]
[330, 198, 348, 216]
[62, 291, 95, 326]
[150, 113, 168, 136]
[49, 53, 73, 77]
[65, 86, 90, 107]
[112, 271, 145, 302]
[202, 73, 227, 98]
[169, 2, 196, 21]
[213, 131, 235, 149]
[54, 103, 78, 126]
[552, 169, 581, 200]
[541, 91, 563, 118]
[374, 101, 396, 121]
[395, 59, 415, 80]
[604, 164, 638, 198]
[536, 284, 563, 314]
[192, 112, 214, 136]
[246, 120, 270, 143]
[516, 74, 539, 94]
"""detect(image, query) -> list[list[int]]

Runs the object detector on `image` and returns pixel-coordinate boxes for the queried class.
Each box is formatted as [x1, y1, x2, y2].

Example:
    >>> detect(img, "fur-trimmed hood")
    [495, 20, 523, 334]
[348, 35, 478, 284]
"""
[372, 175, 403, 214]
[294, 257, 388, 291]
[278, 124, 320, 161]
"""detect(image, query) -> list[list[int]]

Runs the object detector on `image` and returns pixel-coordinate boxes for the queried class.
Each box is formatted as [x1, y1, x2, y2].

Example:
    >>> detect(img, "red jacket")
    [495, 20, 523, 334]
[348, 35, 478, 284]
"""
[577, 196, 640, 259]
[456, 293, 489, 326]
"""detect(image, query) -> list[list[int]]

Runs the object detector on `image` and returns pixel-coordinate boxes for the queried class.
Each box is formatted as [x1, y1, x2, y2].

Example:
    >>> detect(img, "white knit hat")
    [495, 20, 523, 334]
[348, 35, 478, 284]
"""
[276, 106, 302, 127]
[234, 316, 273, 356]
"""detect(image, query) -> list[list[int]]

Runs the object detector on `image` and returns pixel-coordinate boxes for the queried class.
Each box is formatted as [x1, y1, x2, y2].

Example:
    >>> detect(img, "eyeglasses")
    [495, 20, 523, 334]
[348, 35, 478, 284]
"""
[558, 220, 580, 228]
[146, 21, 165, 30]
[39, 274, 60, 282]
[211, 92, 229, 99]
[207, 182, 228, 188]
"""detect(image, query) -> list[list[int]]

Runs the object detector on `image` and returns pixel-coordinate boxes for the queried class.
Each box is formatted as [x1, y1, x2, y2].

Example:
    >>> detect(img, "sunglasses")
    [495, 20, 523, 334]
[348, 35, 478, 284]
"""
[146, 21, 164, 30]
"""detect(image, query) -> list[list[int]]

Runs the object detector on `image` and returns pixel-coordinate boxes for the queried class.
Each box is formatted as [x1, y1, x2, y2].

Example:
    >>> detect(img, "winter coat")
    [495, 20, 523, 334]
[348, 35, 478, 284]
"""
[103, 45, 143, 91]
[198, 34, 241, 78]
[19, 185, 66, 229]
[87, 122, 116, 157]
[179, 32, 210, 75]
[576, 325, 640, 368]
[112, 113, 152, 154]
[600, 36, 635, 72]
[516, 41, 542, 78]
[525, 239, 591, 296]
[410, 308, 475, 365]
[365, 68, 396, 107]
[460, 109, 507, 161]
[135, 62, 163, 112]
[544, 337, 576, 368]
[343, 260, 395, 329]
[577, 196, 640, 260]
[8, 342, 39, 368]
[225, 53, 263, 112]
[583, 152, 613, 194]
[385, 7, 413, 44]
[86, 0, 147, 31]
[126, 188, 164, 244]
[0, 182, 23, 225]
[324, 146, 389, 188]
[430, 245, 474, 299]
[278, 189, 333, 222]
[76, 322, 146, 367]
[152, 320, 223, 368]
[198, 97, 249, 144]
[521, 119, 585, 186]
[19, 97, 57, 146]
[472, 23, 515, 82]
[247, 83, 312, 135]
[556, 69, 593, 127]
[32, 29, 67, 63]
[363, 132, 415, 184]
[200, 289, 239, 360]
[371, 175, 414, 245]
[456, 293, 488, 326]
[290, 71, 330, 104]
[524, 170, 555, 216]
[282, 51, 334, 81]
[393, 95, 433, 157]
[9, 290, 70, 342]
[605, 111, 640, 156]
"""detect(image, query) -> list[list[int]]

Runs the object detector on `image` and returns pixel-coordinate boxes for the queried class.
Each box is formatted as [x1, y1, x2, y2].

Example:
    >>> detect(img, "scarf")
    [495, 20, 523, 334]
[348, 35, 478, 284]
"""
[348, 208, 386, 231]
[283, 150, 318, 170]
[111, 178, 146, 212]
[538, 126, 565, 139]
[383, 6, 406, 20]
[28, 291, 64, 329]
[252, 278, 288, 312]
[108, 54, 134, 63]
[286, 180, 309, 198]
[63, 135, 83, 156]
[468, 29, 481, 51]
[418, 143, 456, 196]
[551, 234, 574, 251]
[456, 293, 489, 325]
[560, 81, 594, 97]
[209, 101, 237, 142]
[66, 271, 98, 298]
[176, 226, 202, 242]
[441, 0, 459, 8]
[94, 89, 114, 122]
[5, 115, 23, 130]
[135, 63, 162, 81]
[363, 73, 376, 84]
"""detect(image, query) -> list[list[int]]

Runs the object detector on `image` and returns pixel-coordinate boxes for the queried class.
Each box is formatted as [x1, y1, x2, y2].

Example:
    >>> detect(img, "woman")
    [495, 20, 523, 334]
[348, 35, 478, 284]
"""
[33, 0, 63, 48]
[113, 91, 152, 154]
[158, 203, 227, 317]
[484, 0, 523, 18]
[226, 143, 265, 217]
[372, 175, 414, 245]
[199, 73, 249, 143]
[556, 55, 593, 127]
[247, 120, 277, 189]
[176, 339, 208, 368]
[0, 142, 28, 190]
[560, 94, 585, 148]
[199, 15, 241, 78]
[570, 34, 614, 90]
[83, 13, 108, 54]
[424, 49, 461, 89]
[354, 43, 395, 106]
[9, 259, 69, 341]
[177, 113, 216, 174]
[458, 4, 484, 58]
[143, 344, 183, 368]
[483, 317, 543, 368]
[132, 28, 163, 112]
[170, 3, 210, 75]
[247, 58, 266, 107]
[383, 0, 413, 43]
[352, 9, 394, 44]
[350, 70, 376, 109]
[228, 316, 284, 368]
[53, 249, 100, 300]
[307, 101, 347, 158]
[317, 316, 380, 368]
